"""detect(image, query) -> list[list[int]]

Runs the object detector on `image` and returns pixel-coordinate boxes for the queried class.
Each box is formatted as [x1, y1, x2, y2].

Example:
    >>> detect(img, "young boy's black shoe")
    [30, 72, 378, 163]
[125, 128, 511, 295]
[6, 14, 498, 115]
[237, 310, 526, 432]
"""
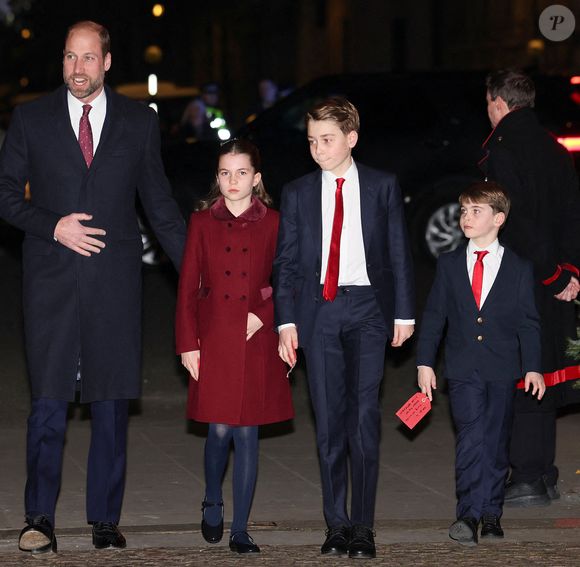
[480, 515, 504, 538]
[449, 517, 478, 546]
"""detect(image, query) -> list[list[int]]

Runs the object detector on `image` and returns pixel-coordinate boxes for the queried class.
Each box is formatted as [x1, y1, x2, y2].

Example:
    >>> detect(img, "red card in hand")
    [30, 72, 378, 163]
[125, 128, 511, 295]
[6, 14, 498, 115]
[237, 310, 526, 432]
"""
[396, 392, 431, 429]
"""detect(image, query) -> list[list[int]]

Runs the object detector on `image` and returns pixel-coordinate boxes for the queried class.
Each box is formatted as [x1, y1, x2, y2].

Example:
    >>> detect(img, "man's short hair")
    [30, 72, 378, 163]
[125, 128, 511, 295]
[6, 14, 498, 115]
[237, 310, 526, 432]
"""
[66, 21, 111, 57]
[306, 97, 360, 134]
[459, 181, 511, 225]
[486, 68, 535, 110]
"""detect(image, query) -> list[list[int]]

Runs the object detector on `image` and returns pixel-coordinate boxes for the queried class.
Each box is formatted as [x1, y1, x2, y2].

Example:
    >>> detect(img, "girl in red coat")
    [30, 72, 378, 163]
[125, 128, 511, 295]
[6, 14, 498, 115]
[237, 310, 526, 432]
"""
[175, 139, 294, 553]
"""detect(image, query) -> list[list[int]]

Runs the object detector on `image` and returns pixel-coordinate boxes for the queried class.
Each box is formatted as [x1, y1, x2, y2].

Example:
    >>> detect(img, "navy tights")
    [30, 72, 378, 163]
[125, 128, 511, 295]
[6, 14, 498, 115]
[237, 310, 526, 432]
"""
[203, 423, 258, 533]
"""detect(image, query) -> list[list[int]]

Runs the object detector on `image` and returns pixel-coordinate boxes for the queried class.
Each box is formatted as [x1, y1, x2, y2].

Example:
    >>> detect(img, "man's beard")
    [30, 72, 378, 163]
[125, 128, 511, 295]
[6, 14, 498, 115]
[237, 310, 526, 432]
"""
[64, 73, 103, 100]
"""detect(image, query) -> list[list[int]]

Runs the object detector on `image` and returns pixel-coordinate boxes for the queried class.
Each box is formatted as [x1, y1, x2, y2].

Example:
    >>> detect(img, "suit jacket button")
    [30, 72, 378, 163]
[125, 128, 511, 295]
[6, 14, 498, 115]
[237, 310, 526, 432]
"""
[477, 335, 484, 342]
[477, 316, 483, 324]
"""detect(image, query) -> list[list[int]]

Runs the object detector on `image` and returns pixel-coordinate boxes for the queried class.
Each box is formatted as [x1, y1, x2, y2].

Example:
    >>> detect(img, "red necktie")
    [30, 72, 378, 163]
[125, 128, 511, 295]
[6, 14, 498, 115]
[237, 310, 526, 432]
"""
[322, 177, 345, 301]
[79, 104, 94, 167]
[471, 250, 489, 309]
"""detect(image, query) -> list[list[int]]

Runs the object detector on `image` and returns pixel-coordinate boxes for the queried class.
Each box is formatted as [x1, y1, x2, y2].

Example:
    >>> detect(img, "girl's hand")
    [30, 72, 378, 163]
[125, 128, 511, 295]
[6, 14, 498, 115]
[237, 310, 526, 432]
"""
[247, 312, 263, 341]
[181, 350, 200, 381]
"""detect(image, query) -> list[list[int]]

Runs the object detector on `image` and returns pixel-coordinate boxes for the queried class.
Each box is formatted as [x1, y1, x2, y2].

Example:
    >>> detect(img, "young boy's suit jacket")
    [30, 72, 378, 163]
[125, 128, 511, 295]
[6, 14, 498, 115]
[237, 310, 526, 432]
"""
[273, 162, 414, 345]
[416, 243, 541, 381]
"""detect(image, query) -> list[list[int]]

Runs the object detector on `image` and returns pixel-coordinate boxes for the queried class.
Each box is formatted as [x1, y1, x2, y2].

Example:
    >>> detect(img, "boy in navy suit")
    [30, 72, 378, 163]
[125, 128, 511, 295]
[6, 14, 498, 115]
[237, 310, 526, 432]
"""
[274, 97, 414, 558]
[417, 181, 545, 546]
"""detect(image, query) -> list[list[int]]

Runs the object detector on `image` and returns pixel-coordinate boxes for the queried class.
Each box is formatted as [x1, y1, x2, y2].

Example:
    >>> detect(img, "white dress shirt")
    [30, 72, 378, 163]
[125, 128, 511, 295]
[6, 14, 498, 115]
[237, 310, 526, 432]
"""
[321, 161, 370, 286]
[466, 238, 504, 307]
[67, 88, 107, 151]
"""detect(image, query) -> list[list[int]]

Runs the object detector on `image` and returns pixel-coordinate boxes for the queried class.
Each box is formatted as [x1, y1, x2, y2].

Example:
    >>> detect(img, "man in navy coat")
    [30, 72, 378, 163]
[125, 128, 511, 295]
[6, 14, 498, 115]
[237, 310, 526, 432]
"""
[0, 21, 186, 553]
[274, 97, 414, 559]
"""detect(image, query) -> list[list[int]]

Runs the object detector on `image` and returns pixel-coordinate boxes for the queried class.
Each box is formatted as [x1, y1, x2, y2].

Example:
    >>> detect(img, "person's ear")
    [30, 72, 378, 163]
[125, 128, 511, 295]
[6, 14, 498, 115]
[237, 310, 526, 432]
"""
[347, 130, 358, 148]
[494, 212, 506, 227]
[104, 52, 112, 72]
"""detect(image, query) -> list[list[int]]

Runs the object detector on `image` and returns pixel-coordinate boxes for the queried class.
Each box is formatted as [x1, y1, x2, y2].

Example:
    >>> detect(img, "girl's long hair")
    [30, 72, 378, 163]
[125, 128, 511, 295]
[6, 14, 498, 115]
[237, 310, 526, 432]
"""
[198, 139, 273, 210]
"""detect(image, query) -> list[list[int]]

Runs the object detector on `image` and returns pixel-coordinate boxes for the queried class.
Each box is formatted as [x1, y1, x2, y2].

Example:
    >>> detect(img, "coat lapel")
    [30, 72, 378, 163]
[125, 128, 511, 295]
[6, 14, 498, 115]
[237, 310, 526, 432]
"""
[480, 246, 513, 311]
[357, 164, 378, 256]
[302, 170, 323, 264]
[50, 86, 86, 170]
[90, 86, 124, 171]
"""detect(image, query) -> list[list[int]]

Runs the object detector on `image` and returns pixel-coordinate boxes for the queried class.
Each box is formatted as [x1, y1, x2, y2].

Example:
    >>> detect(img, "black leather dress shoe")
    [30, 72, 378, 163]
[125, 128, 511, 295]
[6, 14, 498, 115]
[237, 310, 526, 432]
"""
[92, 522, 127, 549]
[201, 500, 224, 543]
[228, 531, 260, 553]
[321, 526, 349, 555]
[19, 515, 57, 554]
[480, 515, 504, 538]
[348, 525, 376, 559]
[504, 478, 550, 507]
[449, 517, 478, 546]
[543, 475, 561, 500]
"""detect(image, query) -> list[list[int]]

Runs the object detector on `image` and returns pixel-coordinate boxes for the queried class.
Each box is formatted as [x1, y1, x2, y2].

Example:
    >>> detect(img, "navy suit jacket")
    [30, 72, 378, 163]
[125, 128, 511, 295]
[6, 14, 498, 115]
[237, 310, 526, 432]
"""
[416, 243, 541, 381]
[273, 162, 414, 346]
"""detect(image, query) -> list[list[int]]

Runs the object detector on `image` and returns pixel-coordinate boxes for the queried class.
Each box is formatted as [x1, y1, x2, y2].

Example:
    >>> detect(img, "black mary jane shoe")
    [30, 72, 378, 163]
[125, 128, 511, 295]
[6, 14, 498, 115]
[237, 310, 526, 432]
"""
[229, 531, 260, 554]
[18, 515, 57, 554]
[92, 522, 127, 549]
[201, 500, 224, 543]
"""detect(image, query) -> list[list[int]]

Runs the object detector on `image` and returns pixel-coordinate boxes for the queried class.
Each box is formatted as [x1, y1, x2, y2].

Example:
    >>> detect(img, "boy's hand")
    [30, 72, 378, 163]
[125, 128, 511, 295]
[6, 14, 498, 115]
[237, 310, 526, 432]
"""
[278, 326, 298, 366]
[417, 365, 437, 401]
[524, 371, 546, 400]
[392, 324, 414, 347]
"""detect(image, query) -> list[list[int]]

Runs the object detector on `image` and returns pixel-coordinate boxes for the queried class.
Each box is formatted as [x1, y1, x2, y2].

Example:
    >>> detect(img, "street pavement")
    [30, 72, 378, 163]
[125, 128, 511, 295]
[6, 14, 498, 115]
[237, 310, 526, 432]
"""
[0, 240, 579, 565]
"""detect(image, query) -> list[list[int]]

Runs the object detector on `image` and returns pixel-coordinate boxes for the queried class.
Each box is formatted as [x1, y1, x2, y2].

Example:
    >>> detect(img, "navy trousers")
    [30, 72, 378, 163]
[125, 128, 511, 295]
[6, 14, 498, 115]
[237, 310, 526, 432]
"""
[25, 397, 129, 527]
[302, 286, 388, 529]
[448, 375, 516, 520]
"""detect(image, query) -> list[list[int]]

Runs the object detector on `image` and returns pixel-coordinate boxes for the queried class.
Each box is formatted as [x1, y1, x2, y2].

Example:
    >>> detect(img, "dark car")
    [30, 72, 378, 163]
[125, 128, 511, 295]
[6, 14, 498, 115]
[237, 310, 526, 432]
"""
[163, 72, 580, 260]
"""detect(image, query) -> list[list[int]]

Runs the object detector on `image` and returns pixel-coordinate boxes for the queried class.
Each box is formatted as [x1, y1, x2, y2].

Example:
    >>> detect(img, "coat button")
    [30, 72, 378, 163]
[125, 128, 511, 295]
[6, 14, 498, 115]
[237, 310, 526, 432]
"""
[241, 272, 247, 277]
[225, 294, 230, 299]
[242, 247, 248, 253]
[477, 335, 484, 342]
[225, 246, 231, 252]
[477, 316, 483, 324]
[240, 295, 247, 300]
[225, 270, 231, 276]
[227, 222, 232, 228]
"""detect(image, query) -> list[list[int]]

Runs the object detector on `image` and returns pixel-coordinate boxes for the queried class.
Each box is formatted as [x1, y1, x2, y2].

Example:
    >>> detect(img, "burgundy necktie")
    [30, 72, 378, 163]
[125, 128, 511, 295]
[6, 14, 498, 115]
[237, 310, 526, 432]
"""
[471, 250, 489, 309]
[79, 104, 94, 167]
[322, 177, 345, 301]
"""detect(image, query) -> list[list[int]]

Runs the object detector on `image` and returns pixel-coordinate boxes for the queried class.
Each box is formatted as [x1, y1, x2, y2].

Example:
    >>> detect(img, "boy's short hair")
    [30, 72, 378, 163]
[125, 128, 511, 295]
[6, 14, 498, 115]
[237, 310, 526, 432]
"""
[485, 68, 535, 110]
[459, 181, 511, 225]
[306, 97, 360, 134]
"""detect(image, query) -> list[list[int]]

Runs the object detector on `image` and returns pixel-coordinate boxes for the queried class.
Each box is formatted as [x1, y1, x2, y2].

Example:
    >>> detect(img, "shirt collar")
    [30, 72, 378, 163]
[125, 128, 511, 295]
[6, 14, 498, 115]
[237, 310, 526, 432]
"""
[67, 87, 107, 113]
[321, 158, 357, 187]
[467, 238, 500, 257]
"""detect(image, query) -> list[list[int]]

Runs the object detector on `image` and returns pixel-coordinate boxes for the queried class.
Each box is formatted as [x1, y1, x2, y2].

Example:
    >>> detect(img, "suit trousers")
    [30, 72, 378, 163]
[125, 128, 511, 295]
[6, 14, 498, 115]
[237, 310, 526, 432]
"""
[25, 397, 129, 527]
[448, 375, 516, 520]
[302, 286, 388, 528]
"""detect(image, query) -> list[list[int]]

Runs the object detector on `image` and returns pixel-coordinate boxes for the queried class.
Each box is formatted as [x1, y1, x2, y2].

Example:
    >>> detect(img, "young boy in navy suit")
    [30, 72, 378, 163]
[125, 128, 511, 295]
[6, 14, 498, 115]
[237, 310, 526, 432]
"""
[274, 97, 414, 558]
[417, 181, 545, 546]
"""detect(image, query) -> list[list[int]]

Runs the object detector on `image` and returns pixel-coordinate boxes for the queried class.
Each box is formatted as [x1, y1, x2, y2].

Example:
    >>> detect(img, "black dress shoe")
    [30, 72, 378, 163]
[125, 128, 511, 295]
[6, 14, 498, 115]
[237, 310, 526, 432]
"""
[321, 526, 349, 555]
[543, 474, 561, 500]
[449, 517, 478, 546]
[480, 515, 504, 538]
[228, 531, 260, 553]
[504, 478, 550, 507]
[92, 522, 127, 549]
[348, 524, 376, 559]
[19, 515, 57, 554]
[201, 500, 224, 543]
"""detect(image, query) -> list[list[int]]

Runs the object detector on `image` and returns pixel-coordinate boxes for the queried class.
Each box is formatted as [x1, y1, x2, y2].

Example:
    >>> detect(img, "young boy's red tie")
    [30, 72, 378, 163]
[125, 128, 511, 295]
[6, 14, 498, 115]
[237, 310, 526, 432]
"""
[323, 177, 345, 301]
[472, 250, 489, 309]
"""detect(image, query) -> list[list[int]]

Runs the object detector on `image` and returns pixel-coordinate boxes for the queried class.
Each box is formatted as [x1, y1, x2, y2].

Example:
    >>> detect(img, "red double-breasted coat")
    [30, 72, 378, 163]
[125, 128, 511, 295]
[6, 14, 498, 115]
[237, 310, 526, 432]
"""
[175, 197, 294, 426]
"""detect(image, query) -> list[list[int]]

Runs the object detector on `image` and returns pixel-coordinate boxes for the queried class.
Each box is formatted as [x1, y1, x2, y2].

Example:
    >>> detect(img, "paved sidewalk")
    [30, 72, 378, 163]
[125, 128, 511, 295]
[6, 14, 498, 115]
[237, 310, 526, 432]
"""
[1, 258, 579, 565]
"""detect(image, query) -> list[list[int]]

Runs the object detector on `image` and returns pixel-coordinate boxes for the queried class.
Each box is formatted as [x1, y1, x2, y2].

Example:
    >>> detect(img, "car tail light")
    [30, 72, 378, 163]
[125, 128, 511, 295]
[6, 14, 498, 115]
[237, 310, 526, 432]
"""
[570, 76, 580, 85]
[557, 137, 580, 152]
